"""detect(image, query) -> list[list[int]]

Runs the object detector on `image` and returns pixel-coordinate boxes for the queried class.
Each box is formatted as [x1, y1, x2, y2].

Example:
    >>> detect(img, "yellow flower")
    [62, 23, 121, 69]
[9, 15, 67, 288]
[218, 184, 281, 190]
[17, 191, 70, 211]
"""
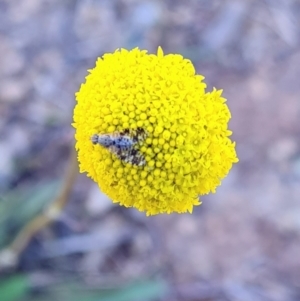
[73, 47, 238, 215]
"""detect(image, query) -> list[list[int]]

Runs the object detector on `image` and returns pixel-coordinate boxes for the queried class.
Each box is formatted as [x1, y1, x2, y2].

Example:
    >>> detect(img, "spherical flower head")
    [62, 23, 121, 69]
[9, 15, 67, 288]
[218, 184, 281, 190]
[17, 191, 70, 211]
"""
[73, 47, 238, 215]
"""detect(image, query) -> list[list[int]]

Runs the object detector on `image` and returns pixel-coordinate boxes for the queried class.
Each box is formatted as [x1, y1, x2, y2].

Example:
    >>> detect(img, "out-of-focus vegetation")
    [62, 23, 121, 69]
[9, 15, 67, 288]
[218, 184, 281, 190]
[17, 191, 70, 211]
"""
[1, 275, 167, 301]
[0, 181, 60, 249]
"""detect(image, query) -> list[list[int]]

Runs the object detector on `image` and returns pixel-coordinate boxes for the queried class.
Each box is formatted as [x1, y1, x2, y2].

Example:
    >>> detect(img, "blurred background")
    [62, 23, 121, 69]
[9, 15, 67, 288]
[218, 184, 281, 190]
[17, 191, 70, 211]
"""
[0, 0, 300, 300]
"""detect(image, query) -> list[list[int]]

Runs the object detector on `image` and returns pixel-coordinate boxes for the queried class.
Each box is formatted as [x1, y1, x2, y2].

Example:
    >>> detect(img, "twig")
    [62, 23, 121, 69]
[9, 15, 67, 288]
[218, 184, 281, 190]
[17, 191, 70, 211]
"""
[0, 147, 78, 270]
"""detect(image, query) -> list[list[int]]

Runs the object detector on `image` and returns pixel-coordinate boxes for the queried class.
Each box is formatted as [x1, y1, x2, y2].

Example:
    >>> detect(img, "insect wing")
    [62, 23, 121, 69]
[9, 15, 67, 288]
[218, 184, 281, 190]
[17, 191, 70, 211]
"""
[114, 147, 146, 166]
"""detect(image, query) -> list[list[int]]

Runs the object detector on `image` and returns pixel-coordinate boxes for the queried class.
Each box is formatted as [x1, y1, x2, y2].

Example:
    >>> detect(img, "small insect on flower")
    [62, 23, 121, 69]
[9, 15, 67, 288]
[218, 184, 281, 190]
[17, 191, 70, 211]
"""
[91, 128, 147, 166]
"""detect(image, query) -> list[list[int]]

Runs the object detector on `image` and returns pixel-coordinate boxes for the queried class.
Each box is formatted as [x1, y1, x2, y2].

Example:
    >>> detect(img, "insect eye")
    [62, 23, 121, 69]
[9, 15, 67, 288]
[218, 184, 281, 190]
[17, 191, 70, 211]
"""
[91, 134, 98, 144]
